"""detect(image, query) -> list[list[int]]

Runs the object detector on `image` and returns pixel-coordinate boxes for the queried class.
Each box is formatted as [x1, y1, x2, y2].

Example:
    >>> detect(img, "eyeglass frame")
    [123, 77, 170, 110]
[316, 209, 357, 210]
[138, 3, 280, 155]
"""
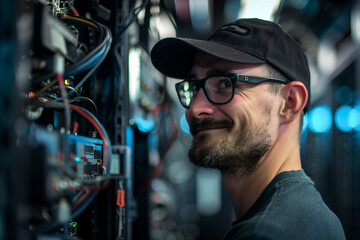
[175, 73, 289, 109]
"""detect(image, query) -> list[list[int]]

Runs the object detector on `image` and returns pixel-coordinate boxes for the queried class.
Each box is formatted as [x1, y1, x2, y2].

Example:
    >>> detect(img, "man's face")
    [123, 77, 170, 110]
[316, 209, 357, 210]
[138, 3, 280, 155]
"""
[185, 53, 281, 176]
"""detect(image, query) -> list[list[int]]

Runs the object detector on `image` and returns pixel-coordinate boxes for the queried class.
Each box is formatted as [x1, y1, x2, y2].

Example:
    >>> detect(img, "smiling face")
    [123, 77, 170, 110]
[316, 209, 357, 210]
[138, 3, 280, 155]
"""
[186, 53, 282, 176]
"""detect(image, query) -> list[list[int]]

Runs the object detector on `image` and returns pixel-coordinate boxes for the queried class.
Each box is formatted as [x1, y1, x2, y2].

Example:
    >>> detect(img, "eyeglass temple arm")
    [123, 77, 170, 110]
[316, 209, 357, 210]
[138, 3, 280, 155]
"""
[235, 75, 289, 84]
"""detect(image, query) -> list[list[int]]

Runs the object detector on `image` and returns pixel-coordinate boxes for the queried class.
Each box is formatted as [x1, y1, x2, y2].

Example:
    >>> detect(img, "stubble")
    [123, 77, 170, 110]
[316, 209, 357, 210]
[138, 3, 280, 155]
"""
[188, 104, 273, 176]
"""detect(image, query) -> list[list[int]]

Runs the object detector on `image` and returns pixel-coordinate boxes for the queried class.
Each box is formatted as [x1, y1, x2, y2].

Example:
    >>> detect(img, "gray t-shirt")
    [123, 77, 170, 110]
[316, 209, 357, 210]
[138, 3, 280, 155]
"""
[223, 170, 346, 240]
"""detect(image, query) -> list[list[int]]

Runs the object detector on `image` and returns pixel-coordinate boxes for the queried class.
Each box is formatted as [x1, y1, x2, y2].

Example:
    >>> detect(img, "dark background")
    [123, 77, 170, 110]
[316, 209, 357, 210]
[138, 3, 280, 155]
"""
[0, 0, 359, 239]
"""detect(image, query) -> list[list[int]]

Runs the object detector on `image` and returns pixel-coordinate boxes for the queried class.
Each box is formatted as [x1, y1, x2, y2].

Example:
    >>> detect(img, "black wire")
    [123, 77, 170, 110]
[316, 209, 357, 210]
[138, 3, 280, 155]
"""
[64, 86, 79, 97]
[64, 17, 107, 76]
[71, 23, 112, 90]
[31, 72, 57, 85]
[117, 0, 150, 36]
[161, 0, 177, 30]
[29, 102, 64, 109]
[123, 0, 137, 28]
[27, 85, 79, 102]
[69, 96, 98, 115]
[63, 16, 104, 41]
[49, 85, 79, 97]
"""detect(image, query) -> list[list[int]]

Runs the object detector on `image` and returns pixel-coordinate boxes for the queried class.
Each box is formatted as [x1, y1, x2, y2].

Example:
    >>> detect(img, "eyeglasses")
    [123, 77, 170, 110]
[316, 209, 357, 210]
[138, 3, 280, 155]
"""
[175, 73, 289, 109]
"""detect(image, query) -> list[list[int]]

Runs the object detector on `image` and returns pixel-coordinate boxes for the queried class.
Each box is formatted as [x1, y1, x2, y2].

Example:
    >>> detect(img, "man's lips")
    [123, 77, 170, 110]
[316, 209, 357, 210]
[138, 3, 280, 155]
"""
[194, 126, 228, 134]
[190, 118, 233, 136]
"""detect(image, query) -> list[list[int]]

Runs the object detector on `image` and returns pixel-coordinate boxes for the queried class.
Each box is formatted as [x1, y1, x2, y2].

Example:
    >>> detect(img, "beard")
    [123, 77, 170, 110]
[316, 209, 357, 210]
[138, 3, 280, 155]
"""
[188, 106, 272, 176]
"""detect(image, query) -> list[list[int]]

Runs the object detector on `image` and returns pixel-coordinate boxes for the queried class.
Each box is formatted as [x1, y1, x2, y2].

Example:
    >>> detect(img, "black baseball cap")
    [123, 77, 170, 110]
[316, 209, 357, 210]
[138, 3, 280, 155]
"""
[150, 18, 311, 112]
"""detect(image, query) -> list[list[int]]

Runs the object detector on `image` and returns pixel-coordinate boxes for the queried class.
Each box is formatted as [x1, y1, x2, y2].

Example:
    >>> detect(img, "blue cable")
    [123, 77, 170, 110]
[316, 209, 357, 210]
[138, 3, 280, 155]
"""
[72, 191, 98, 219]
[65, 43, 106, 76]
[64, 21, 112, 77]
[71, 105, 113, 176]
[73, 35, 111, 90]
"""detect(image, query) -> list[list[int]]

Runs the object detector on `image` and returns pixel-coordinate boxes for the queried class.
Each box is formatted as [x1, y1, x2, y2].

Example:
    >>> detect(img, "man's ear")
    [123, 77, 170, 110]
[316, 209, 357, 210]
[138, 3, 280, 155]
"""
[279, 81, 308, 123]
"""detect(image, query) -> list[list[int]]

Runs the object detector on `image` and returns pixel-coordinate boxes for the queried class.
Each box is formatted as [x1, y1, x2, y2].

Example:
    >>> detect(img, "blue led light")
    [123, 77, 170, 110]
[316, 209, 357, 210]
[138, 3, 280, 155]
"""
[134, 117, 155, 133]
[308, 106, 332, 133]
[349, 107, 360, 129]
[180, 113, 191, 135]
[335, 105, 352, 132]
[301, 113, 308, 133]
[74, 157, 81, 162]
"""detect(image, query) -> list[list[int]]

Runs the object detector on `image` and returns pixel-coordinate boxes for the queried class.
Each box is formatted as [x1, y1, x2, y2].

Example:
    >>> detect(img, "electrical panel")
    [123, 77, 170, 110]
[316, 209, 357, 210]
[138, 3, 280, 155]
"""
[1, 0, 176, 239]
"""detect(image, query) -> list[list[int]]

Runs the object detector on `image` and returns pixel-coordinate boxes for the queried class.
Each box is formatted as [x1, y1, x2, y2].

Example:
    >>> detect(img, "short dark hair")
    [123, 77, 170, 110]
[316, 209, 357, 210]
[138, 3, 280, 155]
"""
[266, 65, 304, 139]
[266, 65, 289, 94]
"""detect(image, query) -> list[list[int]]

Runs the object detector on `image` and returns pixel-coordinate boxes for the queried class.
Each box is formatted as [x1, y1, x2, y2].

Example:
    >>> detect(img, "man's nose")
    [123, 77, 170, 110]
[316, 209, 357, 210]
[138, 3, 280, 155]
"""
[187, 88, 215, 119]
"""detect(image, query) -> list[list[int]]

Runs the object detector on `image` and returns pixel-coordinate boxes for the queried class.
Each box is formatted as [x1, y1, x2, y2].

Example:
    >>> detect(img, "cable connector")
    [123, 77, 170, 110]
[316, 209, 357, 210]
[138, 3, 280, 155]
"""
[54, 54, 65, 74]
[58, 198, 71, 223]
[116, 189, 125, 207]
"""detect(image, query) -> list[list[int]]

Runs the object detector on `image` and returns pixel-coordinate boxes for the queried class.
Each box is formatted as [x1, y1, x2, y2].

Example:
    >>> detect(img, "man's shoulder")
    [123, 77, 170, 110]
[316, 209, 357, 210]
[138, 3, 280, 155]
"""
[222, 171, 346, 240]
[263, 171, 345, 238]
[223, 211, 345, 240]
[271, 171, 338, 221]
[265, 170, 331, 213]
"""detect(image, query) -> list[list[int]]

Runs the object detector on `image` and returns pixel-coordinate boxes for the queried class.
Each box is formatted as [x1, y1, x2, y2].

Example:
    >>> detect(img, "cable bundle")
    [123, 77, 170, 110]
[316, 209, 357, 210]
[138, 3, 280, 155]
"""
[26, 11, 114, 236]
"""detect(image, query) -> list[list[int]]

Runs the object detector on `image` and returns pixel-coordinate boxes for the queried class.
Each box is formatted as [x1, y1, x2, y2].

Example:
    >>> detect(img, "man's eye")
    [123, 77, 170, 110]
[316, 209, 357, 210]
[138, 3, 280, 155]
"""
[218, 78, 232, 89]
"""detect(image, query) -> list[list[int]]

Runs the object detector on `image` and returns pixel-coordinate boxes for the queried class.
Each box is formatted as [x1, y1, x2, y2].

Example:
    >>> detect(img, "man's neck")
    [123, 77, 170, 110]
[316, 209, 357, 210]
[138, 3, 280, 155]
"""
[222, 134, 302, 219]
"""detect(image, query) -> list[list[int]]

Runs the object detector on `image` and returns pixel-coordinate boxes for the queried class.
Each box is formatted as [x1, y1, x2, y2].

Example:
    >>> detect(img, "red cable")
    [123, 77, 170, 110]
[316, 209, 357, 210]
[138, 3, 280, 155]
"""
[71, 8, 80, 17]
[56, 73, 65, 88]
[72, 189, 96, 211]
[73, 121, 79, 134]
[68, 2, 80, 16]
[69, 104, 110, 174]
[72, 180, 111, 211]
[56, 73, 71, 130]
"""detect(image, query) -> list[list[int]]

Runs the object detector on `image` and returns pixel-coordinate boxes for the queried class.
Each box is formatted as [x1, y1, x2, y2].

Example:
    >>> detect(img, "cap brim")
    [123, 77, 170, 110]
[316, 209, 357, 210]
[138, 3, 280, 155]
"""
[151, 37, 265, 79]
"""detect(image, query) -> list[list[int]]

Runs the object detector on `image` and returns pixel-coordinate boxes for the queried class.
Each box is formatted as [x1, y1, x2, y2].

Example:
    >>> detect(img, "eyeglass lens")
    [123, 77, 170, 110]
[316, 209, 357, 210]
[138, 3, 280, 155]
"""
[205, 76, 233, 103]
[177, 76, 234, 108]
[177, 81, 197, 108]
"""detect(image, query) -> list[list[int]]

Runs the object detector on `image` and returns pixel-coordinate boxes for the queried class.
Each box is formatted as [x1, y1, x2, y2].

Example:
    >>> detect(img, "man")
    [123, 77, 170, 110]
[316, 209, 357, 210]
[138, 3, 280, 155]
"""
[151, 18, 345, 239]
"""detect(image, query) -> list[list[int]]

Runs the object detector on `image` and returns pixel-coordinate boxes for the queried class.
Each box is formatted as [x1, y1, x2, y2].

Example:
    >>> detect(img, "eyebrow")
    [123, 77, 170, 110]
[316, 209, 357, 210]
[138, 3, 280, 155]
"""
[188, 69, 230, 79]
